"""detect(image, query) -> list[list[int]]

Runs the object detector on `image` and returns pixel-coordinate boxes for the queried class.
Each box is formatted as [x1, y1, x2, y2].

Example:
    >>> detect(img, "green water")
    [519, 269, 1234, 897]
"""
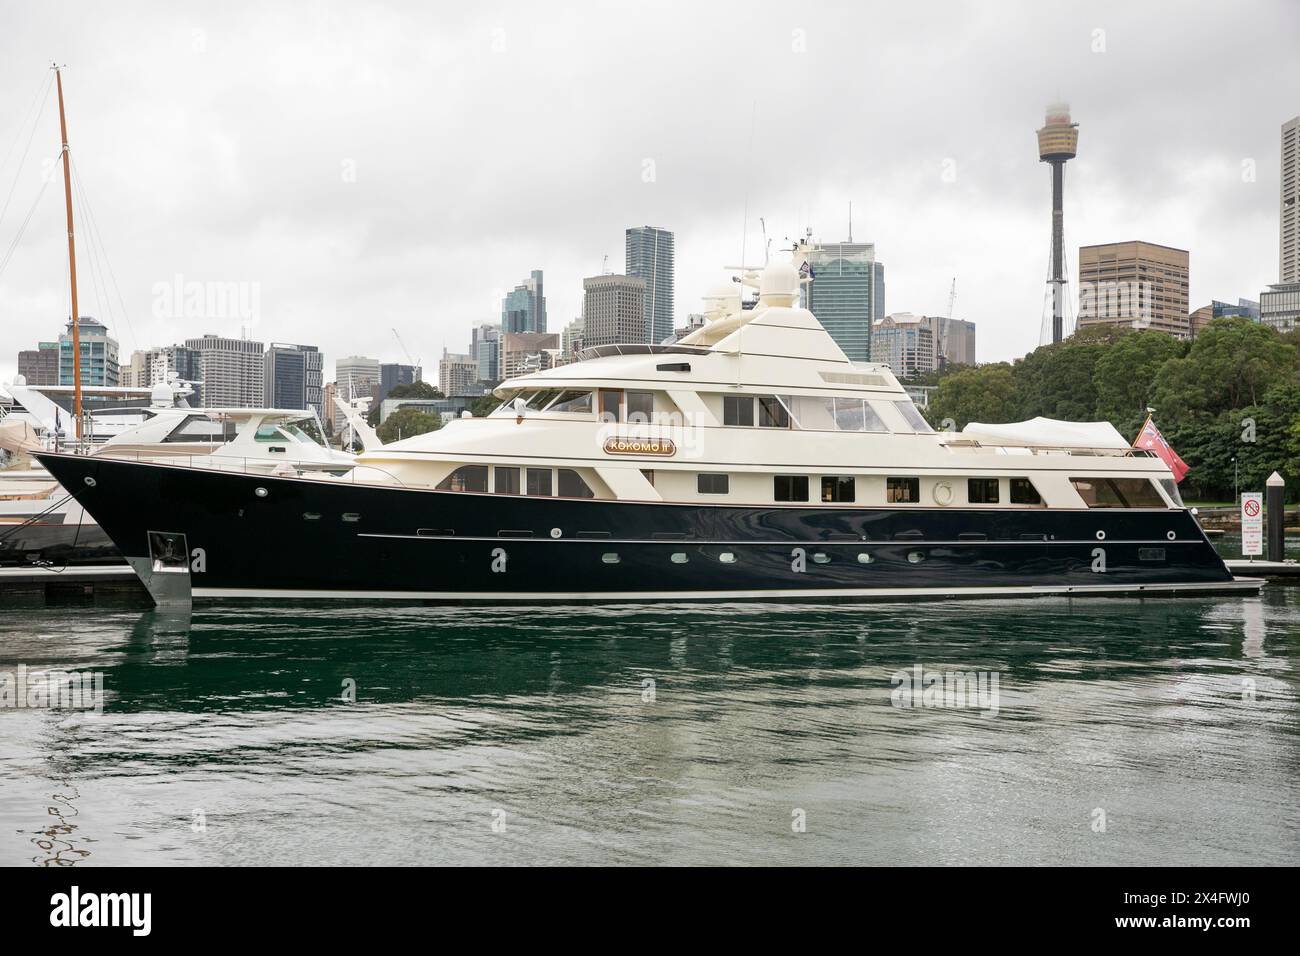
[1, 592, 1298, 865]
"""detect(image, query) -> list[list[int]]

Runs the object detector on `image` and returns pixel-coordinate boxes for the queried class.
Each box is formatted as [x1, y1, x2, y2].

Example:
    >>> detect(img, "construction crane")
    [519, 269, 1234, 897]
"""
[947, 277, 957, 318]
[392, 328, 421, 371]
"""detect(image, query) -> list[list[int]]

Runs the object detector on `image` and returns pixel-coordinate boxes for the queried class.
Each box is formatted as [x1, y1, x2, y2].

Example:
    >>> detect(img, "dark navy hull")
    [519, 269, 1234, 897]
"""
[34, 452, 1248, 603]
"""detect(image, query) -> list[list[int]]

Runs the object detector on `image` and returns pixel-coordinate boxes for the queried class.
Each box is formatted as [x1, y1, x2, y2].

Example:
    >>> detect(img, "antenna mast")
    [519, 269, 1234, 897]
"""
[54, 63, 83, 440]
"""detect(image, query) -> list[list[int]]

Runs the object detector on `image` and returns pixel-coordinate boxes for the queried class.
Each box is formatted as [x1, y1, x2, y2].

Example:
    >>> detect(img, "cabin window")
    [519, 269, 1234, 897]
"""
[494, 466, 520, 494]
[163, 414, 236, 443]
[774, 475, 809, 502]
[1010, 478, 1042, 505]
[968, 478, 999, 504]
[718, 552, 737, 564]
[1070, 477, 1165, 509]
[437, 465, 489, 493]
[547, 390, 593, 414]
[640, 469, 655, 487]
[723, 395, 754, 427]
[698, 473, 729, 495]
[599, 389, 623, 422]
[601, 553, 621, 564]
[526, 467, 553, 497]
[626, 391, 654, 423]
[670, 552, 689, 564]
[892, 401, 934, 433]
[886, 477, 920, 503]
[812, 552, 831, 564]
[524, 390, 562, 410]
[821, 476, 855, 503]
[558, 469, 595, 499]
[1139, 547, 1166, 562]
[758, 396, 790, 428]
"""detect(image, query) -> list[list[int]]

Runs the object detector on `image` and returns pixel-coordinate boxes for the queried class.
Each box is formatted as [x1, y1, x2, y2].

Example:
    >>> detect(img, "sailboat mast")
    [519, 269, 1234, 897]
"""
[54, 64, 83, 440]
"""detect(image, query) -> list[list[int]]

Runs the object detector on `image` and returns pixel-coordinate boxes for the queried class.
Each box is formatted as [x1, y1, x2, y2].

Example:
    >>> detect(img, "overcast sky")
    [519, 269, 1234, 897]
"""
[0, 0, 1297, 383]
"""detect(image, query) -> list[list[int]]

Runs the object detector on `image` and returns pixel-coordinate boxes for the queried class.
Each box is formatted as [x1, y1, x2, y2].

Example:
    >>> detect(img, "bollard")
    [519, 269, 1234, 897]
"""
[1267, 471, 1285, 563]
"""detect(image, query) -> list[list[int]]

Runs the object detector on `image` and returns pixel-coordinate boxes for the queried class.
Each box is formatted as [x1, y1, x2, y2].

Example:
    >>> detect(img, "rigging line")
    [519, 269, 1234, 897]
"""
[0, 149, 61, 282]
[0, 73, 54, 234]
[0, 71, 52, 180]
[69, 155, 136, 350]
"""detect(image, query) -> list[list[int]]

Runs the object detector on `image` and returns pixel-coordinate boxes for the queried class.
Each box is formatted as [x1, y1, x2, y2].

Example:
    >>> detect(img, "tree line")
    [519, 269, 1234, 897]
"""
[921, 317, 1300, 502]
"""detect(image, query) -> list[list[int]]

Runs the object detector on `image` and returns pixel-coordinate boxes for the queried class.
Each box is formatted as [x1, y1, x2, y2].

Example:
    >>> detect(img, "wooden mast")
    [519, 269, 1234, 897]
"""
[54, 64, 83, 441]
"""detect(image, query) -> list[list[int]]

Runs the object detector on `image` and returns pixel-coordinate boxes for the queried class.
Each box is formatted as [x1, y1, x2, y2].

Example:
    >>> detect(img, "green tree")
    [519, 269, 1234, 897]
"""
[1152, 317, 1296, 423]
[925, 363, 1017, 430]
[467, 393, 501, 417]
[1092, 329, 1185, 436]
[367, 382, 445, 426]
[377, 407, 443, 444]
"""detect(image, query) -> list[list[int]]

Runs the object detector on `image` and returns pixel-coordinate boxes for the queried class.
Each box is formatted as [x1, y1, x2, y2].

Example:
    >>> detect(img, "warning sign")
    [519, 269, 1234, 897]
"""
[1241, 493, 1263, 557]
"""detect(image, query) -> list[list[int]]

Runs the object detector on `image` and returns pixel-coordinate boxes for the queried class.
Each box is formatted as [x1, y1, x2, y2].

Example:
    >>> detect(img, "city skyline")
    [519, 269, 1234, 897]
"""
[0, 1, 1296, 383]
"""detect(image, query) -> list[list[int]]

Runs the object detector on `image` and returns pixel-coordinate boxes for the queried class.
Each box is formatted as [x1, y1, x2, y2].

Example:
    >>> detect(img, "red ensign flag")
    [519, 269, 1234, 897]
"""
[1133, 418, 1189, 483]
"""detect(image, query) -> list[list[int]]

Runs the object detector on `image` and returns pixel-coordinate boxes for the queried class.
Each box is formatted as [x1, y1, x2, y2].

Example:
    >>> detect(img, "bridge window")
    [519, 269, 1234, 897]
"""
[558, 469, 595, 499]
[1010, 478, 1042, 505]
[494, 466, 520, 494]
[1070, 477, 1165, 508]
[723, 395, 754, 427]
[547, 390, 593, 414]
[758, 396, 790, 428]
[626, 391, 654, 423]
[526, 468, 553, 496]
[437, 465, 488, 493]
[892, 401, 934, 433]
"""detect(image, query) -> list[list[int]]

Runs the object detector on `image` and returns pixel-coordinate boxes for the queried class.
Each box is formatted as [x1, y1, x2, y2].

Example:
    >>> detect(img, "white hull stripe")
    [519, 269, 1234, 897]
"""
[192, 579, 1264, 601]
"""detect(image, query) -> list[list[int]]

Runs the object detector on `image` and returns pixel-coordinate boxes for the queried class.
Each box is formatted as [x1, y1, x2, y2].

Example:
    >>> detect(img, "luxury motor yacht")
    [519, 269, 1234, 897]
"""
[35, 252, 1258, 604]
[3, 381, 354, 567]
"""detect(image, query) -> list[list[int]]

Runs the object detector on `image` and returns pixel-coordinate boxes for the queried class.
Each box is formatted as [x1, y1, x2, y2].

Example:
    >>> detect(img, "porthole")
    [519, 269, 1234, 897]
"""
[812, 552, 831, 564]
[670, 552, 689, 564]
[1095, 530, 1106, 541]
[254, 486, 268, 498]
[550, 527, 562, 539]
[303, 512, 321, 521]
[1166, 530, 1175, 541]
[342, 513, 361, 523]
[601, 553, 620, 564]
[857, 553, 873, 564]
[719, 552, 737, 564]
[907, 551, 925, 564]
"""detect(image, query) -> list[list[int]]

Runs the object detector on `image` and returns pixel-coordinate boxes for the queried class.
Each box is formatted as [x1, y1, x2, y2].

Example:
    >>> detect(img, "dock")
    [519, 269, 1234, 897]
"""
[0, 564, 150, 606]
[1225, 559, 1300, 579]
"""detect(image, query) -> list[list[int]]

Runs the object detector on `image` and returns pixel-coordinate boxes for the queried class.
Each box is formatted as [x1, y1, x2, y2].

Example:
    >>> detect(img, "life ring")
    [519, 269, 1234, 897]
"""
[933, 481, 953, 506]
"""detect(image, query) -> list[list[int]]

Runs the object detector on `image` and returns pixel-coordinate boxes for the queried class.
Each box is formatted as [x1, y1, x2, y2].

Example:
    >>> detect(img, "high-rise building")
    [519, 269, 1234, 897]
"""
[625, 226, 675, 344]
[375, 363, 421, 407]
[1259, 283, 1300, 332]
[1077, 241, 1190, 338]
[502, 270, 547, 334]
[871, 314, 936, 379]
[335, 356, 380, 405]
[500, 332, 559, 380]
[471, 322, 501, 383]
[581, 274, 646, 349]
[560, 316, 585, 363]
[1188, 299, 1261, 338]
[264, 343, 323, 415]
[185, 334, 264, 407]
[118, 345, 203, 402]
[16, 342, 59, 385]
[322, 382, 337, 433]
[1037, 102, 1079, 344]
[1281, 116, 1299, 284]
[58, 316, 119, 387]
[803, 241, 885, 362]
[438, 350, 479, 396]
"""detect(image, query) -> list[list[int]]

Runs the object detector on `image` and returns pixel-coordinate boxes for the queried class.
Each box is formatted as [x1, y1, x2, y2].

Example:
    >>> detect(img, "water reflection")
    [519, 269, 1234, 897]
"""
[1, 591, 1297, 866]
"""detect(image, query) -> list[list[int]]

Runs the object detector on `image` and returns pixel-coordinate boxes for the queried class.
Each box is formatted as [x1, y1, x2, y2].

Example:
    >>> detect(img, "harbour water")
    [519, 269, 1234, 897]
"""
[2, 587, 1297, 866]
